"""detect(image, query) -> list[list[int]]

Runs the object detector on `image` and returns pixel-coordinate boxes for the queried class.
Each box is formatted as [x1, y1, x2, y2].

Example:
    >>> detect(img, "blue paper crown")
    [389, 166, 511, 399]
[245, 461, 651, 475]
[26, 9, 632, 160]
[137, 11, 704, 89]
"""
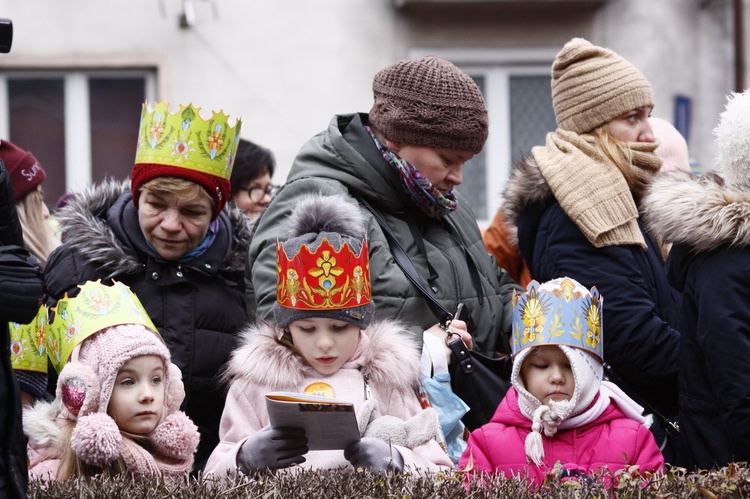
[511, 278, 603, 360]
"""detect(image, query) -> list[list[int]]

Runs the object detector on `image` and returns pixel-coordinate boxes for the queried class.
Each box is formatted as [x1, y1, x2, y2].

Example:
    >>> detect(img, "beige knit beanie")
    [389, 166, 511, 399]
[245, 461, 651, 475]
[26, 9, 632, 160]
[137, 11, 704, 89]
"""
[552, 38, 654, 134]
[370, 56, 488, 154]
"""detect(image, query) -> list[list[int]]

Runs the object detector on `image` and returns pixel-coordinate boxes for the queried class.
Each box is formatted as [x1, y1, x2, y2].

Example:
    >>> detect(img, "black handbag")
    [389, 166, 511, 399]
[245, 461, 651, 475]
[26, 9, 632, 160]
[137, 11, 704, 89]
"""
[446, 334, 512, 431]
[359, 197, 512, 431]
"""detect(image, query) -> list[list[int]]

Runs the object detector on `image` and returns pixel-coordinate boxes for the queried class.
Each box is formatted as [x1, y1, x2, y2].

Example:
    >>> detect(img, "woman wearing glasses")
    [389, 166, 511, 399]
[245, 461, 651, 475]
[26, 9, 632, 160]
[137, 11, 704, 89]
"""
[230, 139, 277, 221]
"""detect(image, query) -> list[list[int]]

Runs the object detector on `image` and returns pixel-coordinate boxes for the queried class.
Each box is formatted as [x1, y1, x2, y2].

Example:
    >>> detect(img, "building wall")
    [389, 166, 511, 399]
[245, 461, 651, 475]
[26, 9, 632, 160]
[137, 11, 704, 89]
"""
[0, 0, 738, 221]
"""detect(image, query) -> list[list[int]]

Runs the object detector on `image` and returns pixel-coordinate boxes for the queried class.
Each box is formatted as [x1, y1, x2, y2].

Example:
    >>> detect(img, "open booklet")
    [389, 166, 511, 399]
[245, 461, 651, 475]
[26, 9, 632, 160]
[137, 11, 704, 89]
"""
[265, 392, 361, 451]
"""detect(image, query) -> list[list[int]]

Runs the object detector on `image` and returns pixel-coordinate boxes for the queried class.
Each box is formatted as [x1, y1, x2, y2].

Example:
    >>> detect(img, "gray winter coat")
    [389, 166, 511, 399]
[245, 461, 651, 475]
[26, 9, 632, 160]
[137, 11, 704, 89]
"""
[245, 113, 520, 355]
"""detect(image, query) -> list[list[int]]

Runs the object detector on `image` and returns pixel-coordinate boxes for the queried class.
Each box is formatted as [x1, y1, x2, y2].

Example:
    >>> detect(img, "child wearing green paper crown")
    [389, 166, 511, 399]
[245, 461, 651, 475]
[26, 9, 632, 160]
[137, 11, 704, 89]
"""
[23, 280, 199, 482]
[459, 277, 663, 486]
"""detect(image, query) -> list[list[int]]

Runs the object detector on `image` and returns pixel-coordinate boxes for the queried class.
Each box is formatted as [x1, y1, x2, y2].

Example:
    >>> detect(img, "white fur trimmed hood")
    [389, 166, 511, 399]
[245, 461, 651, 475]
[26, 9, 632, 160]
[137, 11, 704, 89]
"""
[642, 170, 750, 252]
[222, 319, 422, 396]
[54, 178, 252, 278]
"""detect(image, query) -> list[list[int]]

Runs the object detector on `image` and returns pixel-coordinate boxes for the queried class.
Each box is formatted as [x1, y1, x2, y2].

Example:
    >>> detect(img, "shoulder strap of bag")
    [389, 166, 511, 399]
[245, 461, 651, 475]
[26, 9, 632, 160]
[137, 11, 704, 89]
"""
[358, 197, 452, 325]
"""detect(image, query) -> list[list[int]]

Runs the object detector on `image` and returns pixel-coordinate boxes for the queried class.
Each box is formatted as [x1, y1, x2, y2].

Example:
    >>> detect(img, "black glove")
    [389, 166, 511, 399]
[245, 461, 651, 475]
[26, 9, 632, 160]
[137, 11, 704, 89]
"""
[344, 437, 404, 474]
[0, 244, 43, 324]
[236, 426, 308, 473]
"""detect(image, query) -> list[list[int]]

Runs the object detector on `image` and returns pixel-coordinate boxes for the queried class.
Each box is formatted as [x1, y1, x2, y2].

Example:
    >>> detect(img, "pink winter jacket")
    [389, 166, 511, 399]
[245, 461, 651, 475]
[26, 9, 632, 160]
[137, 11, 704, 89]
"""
[459, 388, 664, 485]
[204, 320, 453, 476]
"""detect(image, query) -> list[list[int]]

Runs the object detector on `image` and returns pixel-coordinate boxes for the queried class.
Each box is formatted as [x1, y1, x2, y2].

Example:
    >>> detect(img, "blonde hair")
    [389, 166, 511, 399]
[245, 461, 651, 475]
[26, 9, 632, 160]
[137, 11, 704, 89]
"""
[15, 188, 60, 267]
[140, 177, 214, 207]
[590, 125, 635, 188]
[56, 420, 127, 481]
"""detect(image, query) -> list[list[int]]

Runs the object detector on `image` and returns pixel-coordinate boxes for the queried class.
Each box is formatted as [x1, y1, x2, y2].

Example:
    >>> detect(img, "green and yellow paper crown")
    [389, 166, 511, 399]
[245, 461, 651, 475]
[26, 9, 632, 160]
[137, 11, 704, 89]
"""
[47, 280, 158, 373]
[9, 306, 49, 374]
[134, 101, 242, 180]
[512, 278, 603, 360]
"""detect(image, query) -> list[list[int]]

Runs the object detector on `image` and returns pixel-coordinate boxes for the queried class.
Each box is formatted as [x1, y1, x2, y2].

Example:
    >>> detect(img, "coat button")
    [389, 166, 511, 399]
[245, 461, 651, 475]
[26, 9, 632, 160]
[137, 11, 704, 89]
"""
[151, 272, 159, 280]
[205, 263, 212, 269]
[176, 271, 184, 278]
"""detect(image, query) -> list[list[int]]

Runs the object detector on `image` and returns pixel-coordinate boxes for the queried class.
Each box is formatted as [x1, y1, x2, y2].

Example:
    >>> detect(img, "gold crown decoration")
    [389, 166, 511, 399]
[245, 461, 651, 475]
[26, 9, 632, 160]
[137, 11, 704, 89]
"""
[48, 280, 159, 373]
[276, 237, 372, 311]
[9, 305, 49, 374]
[134, 101, 242, 180]
[512, 278, 603, 360]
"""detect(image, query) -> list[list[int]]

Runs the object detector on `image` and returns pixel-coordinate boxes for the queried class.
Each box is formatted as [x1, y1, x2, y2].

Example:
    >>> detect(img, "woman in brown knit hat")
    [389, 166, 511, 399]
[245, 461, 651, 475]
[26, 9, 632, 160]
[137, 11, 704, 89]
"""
[502, 38, 681, 462]
[245, 56, 522, 429]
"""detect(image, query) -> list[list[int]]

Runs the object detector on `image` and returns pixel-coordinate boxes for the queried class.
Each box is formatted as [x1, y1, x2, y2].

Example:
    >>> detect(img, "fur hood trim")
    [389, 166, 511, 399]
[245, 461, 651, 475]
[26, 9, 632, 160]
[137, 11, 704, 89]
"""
[55, 178, 252, 277]
[224, 319, 421, 395]
[23, 399, 65, 448]
[501, 155, 552, 228]
[642, 170, 750, 252]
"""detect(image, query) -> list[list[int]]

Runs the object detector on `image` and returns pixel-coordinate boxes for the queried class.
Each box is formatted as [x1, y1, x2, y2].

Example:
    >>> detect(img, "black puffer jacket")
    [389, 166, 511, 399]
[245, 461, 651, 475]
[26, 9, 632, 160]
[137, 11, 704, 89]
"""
[0, 157, 44, 499]
[503, 155, 680, 418]
[43, 180, 251, 472]
[643, 170, 750, 470]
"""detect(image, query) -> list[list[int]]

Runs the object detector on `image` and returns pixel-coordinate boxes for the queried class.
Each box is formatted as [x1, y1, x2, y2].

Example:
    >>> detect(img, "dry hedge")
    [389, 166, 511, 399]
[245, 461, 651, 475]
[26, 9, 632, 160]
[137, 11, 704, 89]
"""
[25, 463, 750, 498]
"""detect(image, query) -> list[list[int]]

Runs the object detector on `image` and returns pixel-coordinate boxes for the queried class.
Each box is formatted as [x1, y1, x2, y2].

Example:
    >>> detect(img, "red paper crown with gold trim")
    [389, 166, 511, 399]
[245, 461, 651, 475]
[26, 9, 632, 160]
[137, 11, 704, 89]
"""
[134, 101, 242, 180]
[276, 237, 372, 311]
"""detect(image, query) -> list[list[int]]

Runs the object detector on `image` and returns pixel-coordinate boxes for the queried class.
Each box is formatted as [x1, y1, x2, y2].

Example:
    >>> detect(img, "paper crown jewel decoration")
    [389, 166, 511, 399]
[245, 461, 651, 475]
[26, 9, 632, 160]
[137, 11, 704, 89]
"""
[511, 278, 603, 360]
[276, 237, 372, 312]
[134, 101, 242, 180]
[9, 305, 49, 374]
[47, 280, 159, 373]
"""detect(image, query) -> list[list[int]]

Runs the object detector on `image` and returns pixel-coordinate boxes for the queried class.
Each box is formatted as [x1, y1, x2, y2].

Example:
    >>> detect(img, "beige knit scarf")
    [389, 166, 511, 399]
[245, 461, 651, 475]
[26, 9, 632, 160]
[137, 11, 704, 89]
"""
[532, 129, 661, 249]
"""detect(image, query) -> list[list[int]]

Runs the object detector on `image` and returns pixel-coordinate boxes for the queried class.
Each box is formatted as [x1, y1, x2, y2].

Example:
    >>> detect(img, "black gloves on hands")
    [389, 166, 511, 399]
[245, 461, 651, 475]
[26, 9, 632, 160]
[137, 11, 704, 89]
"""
[237, 426, 308, 473]
[344, 437, 404, 474]
[0, 245, 43, 324]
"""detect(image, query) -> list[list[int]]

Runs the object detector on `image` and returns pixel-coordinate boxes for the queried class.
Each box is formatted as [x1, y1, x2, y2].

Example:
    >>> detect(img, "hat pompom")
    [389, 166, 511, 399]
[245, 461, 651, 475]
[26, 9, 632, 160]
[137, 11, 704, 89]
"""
[165, 363, 185, 414]
[286, 194, 366, 240]
[56, 362, 100, 420]
[71, 413, 122, 466]
[150, 411, 200, 460]
[715, 89, 750, 187]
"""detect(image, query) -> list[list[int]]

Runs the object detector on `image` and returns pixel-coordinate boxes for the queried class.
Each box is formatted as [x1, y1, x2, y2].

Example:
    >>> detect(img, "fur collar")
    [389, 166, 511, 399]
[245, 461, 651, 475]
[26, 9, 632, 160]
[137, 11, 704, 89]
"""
[642, 170, 750, 252]
[23, 399, 64, 448]
[501, 155, 552, 228]
[224, 319, 422, 395]
[55, 179, 252, 277]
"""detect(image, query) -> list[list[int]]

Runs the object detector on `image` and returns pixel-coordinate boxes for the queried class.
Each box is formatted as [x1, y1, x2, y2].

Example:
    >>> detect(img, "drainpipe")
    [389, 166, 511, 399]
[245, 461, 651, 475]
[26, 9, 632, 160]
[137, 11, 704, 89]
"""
[735, 0, 745, 92]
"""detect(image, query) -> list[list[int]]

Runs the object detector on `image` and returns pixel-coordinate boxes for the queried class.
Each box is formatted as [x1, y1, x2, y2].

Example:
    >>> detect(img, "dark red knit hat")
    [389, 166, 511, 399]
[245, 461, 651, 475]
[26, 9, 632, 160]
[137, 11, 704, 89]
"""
[130, 163, 230, 218]
[0, 139, 46, 203]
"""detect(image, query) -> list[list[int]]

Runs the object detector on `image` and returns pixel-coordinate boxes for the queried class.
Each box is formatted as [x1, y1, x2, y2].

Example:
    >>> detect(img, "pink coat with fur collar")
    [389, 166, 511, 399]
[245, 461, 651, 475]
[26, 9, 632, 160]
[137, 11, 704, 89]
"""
[459, 388, 663, 484]
[204, 319, 453, 475]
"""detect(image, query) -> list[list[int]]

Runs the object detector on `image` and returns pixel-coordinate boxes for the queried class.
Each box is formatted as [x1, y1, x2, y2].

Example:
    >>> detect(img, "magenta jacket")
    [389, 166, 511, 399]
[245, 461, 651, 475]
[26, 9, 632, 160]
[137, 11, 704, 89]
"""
[459, 388, 663, 484]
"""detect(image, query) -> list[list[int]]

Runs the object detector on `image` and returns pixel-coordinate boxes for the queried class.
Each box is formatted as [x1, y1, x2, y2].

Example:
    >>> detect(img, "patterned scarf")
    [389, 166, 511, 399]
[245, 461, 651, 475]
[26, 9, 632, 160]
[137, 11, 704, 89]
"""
[365, 126, 458, 218]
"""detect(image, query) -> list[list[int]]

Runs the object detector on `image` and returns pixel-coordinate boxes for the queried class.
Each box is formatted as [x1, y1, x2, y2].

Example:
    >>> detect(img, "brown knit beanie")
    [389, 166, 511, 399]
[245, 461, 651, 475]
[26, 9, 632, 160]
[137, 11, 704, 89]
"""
[370, 56, 488, 154]
[552, 38, 654, 134]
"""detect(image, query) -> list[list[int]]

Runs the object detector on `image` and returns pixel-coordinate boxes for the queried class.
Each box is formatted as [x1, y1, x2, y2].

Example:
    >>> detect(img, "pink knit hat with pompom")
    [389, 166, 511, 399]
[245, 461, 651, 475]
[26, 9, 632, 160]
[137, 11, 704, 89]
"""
[56, 324, 197, 467]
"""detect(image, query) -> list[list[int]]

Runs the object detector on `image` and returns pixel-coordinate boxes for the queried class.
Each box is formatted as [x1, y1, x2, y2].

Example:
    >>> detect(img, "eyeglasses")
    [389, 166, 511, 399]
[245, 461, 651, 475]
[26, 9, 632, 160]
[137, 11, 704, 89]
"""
[244, 184, 279, 203]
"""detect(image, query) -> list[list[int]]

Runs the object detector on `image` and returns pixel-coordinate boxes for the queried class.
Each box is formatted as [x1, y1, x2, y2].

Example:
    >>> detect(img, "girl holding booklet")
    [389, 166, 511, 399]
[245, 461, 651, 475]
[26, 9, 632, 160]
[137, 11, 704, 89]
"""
[204, 194, 454, 475]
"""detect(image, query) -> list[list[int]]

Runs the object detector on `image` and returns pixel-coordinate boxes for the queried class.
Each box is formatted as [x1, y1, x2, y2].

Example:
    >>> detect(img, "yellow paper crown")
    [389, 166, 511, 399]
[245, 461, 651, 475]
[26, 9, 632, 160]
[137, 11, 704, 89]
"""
[9, 305, 49, 374]
[48, 280, 158, 373]
[134, 101, 242, 180]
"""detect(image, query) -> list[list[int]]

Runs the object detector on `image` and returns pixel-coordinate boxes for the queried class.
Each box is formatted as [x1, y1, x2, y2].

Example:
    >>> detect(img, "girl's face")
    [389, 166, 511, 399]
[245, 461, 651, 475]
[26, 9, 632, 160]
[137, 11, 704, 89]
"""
[520, 345, 574, 404]
[108, 355, 165, 435]
[288, 317, 360, 375]
[607, 106, 656, 143]
[384, 140, 474, 193]
[138, 189, 213, 261]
